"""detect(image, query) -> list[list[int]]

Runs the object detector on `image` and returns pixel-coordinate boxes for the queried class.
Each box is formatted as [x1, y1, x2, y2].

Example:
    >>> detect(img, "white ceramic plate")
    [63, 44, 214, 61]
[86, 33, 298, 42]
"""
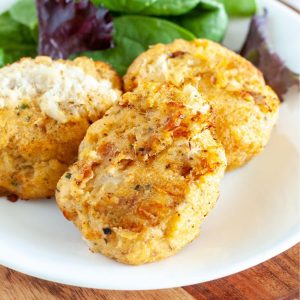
[0, 0, 299, 290]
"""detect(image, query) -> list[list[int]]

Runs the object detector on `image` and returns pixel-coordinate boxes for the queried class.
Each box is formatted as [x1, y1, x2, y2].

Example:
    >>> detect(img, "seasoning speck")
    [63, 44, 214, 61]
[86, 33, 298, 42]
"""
[65, 173, 72, 179]
[103, 227, 112, 235]
[169, 51, 186, 58]
[20, 103, 29, 109]
[134, 184, 142, 191]
[7, 194, 19, 203]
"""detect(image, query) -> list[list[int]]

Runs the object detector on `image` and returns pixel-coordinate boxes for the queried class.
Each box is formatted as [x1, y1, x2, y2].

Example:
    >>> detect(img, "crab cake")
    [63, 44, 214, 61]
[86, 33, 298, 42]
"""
[56, 83, 226, 265]
[124, 39, 280, 170]
[0, 56, 121, 199]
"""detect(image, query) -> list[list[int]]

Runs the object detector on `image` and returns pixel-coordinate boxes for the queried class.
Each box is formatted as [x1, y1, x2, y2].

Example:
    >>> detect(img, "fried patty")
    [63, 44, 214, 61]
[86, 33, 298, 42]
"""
[56, 82, 226, 265]
[124, 39, 280, 170]
[0, 56, 121, 199]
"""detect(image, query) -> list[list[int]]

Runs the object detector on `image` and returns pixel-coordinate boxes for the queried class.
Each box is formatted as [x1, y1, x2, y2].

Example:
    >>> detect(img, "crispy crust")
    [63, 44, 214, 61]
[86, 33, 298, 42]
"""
[124, 39, 280, 170]
[56, 83, 226, 264]
[0, 56, 122, 199]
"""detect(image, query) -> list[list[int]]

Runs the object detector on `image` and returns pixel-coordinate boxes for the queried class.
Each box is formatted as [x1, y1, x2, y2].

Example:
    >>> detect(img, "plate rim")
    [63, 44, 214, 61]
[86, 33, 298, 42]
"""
[0, 228, 299, 290]
[0, 0, 299, 290]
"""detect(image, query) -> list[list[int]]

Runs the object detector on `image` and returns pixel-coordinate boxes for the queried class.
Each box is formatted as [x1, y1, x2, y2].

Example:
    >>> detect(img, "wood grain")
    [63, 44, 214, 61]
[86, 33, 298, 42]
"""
[0, 244, 299, 300]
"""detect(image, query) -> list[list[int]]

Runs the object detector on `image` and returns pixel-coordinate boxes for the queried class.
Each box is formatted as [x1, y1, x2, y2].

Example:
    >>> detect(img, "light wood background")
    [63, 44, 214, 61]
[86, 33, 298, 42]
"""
[0, 244, 299, 300]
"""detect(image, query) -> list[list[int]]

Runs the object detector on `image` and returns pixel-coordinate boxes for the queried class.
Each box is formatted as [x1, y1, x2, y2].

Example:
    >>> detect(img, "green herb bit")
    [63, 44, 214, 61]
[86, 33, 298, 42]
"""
[20, 103, 29, 109]
[65, 173, 72, 179]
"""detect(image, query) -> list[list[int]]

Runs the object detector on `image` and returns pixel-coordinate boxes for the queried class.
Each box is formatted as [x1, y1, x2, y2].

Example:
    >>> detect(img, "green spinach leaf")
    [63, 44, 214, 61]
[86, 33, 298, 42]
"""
[177, 0, 228, 42]
[10, 0, 37, 29]
[0, 12, 37, 65]
[141, 0, 201, 16]
[80, 15, 195, 75]
[93, 0, 157, 14]
[0, 49, 4, 67]
[96, 0, 202, 16]
[216, 0, 258, 16]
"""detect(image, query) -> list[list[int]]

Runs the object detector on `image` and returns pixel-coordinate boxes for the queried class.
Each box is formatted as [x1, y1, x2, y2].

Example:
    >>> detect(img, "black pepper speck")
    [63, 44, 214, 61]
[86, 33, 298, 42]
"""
[103, 227, 112, 235]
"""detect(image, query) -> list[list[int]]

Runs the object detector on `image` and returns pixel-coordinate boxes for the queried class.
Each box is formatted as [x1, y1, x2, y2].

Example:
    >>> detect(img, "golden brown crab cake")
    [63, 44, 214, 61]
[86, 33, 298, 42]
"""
[0, 56, 121, 199]
[124, 39, 280, 170]
[56, 82, 226, 265]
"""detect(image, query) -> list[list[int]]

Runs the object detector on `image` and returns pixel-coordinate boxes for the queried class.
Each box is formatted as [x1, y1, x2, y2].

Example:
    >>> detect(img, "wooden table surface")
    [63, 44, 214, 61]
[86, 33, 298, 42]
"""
[1, 243, 299, 300]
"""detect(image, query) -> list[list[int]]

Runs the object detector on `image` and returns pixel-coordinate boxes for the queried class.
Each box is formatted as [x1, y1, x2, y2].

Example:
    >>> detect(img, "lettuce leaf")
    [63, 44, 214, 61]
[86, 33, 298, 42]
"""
[37, 0, 114, 59]
[0, 49, 4, 66]
[10, 0, 37, 29]
[0, 11, 37, 67]
[80, 15, 195, 75]
[240, 10, 299, 101]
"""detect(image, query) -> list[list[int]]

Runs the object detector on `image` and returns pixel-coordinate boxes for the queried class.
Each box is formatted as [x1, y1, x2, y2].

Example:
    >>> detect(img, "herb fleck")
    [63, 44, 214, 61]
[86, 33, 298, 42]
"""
[20, 103, 29, 109]
[65, 173, 72, 179]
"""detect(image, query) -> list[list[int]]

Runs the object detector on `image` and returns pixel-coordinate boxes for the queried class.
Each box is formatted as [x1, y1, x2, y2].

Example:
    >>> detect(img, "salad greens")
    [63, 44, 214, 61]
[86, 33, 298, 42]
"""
[0, 11, 37, 66]
[177, 0, 228, 42]
[37, 0, 114, 59]
[95, 0, 201, 15]
[94, 0, 258, 17]
[80, 0, 232, 73]
[0, 49, 4, 66]
[0, 0, 297, 101]
[217, 0, 258, 16]
[240, 10, 299, 101]
[9, 0, 37, 29]
[0, 0, 233, 68]
[140, 0, 201, 16]
[93, 0, 158, 14]
[82, 15, 195, 74]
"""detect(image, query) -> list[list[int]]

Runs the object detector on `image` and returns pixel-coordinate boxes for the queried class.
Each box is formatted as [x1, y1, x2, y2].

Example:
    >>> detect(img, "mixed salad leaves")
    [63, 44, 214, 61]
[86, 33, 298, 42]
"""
[240, 9, 299, 101]
[37, 0, 113, 59]
[0, 0, 298, 100]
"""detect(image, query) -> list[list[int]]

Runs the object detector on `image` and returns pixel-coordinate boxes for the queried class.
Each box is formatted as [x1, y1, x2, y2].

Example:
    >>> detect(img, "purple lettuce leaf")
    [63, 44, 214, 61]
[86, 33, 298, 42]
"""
[37, 0, 114, 59]
[240, 9, 299, 102]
